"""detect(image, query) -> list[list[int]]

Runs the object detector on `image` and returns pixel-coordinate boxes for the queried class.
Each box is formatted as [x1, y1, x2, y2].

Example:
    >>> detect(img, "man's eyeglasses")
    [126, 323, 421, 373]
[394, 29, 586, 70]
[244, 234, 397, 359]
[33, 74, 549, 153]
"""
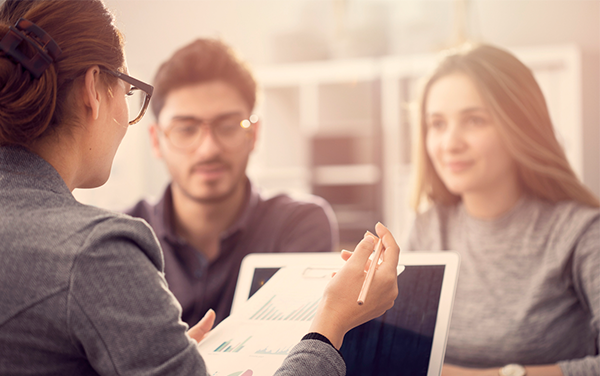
[158, 113, 258, 150]
[103, 69, 154, 125]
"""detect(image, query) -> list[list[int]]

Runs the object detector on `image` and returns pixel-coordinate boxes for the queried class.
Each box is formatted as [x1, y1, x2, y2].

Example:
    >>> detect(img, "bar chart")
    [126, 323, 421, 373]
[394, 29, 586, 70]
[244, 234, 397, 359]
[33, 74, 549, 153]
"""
[199, 266, 334, 375]
[255, 345, 293, 355]
[248, 295, 321, 321]
[213, 336, 252, 353]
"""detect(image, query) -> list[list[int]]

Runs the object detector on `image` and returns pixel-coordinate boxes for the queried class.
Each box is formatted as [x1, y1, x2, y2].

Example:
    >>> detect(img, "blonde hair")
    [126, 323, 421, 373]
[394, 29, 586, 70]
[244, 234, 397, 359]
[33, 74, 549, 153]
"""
[411, 43, 599, 211]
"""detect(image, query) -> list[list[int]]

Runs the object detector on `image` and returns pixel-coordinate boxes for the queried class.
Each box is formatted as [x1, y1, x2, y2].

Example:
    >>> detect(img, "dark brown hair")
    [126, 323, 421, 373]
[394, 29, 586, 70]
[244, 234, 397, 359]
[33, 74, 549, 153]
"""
[0, 0, 125, 147]
[412, 43, 599, 209]
[151, 38, 257, 119]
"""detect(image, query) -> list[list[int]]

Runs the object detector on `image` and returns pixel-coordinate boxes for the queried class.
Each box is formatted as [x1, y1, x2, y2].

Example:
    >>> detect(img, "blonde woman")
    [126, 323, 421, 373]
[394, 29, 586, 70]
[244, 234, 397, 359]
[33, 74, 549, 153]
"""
[407, 44, 599, 376]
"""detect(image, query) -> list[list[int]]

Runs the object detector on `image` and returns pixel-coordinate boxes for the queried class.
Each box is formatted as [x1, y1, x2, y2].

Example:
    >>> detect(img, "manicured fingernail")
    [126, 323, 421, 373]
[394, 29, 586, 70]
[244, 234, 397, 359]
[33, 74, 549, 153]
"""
[365, 235, 375, 244]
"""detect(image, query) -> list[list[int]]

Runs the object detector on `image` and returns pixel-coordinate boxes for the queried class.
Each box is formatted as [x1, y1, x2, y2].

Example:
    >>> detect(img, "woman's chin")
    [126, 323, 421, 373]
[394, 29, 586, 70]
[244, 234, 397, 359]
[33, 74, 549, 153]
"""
[440, 181, 468, 196]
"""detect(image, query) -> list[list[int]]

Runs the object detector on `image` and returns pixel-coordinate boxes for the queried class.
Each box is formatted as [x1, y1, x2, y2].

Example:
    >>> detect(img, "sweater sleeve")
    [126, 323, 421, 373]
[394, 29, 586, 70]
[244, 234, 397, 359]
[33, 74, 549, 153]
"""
[558, 216, 600, 376]
[274, 339, 346, 376]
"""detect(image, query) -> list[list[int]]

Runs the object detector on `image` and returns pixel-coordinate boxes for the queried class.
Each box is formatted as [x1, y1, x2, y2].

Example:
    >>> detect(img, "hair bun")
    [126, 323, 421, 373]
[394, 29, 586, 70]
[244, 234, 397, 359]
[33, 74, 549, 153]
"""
[0, 18, 62, 79]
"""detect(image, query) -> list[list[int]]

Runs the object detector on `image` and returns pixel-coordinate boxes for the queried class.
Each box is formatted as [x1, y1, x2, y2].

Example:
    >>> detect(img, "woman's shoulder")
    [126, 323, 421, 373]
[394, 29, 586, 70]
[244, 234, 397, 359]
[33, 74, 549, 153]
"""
[522, 196, 599, 259]
[55, 202, 162, 267]
[80, 203, 162, 250]
[525, 196, 599, 230]
[413, 202, 461, 226]
[406, 203, 460, 251]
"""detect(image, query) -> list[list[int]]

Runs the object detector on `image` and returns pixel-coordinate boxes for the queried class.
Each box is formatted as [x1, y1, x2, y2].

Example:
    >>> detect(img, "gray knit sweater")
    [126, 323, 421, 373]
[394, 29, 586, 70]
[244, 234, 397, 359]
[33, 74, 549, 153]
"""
[407, 196, 599, 376]
[0, 146, 345, 376]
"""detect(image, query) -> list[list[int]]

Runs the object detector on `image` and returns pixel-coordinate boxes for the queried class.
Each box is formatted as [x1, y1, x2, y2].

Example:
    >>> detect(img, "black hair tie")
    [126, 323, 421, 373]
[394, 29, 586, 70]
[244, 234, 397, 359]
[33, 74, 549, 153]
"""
[0, 18, 62, 79]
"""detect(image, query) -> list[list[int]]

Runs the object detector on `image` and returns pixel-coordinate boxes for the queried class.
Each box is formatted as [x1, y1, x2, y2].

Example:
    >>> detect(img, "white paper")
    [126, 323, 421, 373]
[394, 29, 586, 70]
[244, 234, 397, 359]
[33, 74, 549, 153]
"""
[197, 262, 405, 376]
[197, 265, 335, 376]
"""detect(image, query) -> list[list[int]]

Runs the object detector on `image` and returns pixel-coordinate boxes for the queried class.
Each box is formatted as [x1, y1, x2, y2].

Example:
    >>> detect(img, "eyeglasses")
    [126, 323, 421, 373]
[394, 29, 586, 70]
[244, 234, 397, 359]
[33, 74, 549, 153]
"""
[158, 113, 258, 150]
[103, 69, 154, 125]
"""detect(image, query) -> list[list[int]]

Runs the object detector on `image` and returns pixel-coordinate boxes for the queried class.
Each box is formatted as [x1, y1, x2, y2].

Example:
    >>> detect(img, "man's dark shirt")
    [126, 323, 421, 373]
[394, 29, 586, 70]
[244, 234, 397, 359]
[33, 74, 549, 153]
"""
[126, 180, 338, 326]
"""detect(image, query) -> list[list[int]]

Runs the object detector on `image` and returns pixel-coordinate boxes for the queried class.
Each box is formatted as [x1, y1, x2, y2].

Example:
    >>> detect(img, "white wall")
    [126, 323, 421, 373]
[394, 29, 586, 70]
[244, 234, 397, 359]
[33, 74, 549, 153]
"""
[74, 0, 599, 220]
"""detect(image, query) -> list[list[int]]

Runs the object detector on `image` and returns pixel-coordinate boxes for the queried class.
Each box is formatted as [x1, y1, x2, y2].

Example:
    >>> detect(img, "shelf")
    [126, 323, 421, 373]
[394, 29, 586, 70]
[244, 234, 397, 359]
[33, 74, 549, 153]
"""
[313, 164, 380, 186]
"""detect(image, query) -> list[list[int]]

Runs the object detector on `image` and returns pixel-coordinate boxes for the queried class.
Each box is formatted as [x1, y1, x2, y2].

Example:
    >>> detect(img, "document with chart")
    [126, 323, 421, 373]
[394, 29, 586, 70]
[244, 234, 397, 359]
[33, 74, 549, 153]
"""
[196, 266, 332, 376]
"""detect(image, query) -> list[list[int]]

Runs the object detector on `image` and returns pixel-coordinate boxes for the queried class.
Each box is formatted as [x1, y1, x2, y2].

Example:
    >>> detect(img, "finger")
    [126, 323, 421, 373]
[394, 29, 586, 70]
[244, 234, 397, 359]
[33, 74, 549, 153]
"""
[341, 249, 372, 272]
[366, 229, 384, 258]
[340, 249, 352, 261]
[363, 231, 378, 245]
[363, 230, 382, 270]
[375, 223, 400, 268]
[345, 235, 375, 270]
[188, 309, 216, 343]
[364, 230, 378, 240]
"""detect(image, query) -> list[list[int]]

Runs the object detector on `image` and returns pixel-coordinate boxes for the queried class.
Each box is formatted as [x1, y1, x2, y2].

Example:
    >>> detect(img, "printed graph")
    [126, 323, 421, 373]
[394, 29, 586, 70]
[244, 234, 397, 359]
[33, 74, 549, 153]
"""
[213, 336, 252, 353]
[249, 295, 321, 321]
[255, 345, 293, 355]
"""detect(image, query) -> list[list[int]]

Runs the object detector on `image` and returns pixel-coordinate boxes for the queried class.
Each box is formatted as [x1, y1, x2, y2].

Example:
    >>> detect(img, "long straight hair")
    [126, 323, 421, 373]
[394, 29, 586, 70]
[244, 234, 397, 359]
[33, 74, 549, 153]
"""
[411, 44, 599, 211]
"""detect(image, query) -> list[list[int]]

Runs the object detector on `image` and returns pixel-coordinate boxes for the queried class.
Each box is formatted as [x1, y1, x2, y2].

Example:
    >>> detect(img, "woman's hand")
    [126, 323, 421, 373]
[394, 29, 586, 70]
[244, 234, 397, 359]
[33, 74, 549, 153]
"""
[187, 309, 216, 343]
[308, 222, 400, 349]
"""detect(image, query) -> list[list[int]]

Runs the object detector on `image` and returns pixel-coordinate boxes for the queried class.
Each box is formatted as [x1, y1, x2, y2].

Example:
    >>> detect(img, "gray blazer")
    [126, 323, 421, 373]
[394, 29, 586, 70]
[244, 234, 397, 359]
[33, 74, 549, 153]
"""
[0, 146, 344, 376]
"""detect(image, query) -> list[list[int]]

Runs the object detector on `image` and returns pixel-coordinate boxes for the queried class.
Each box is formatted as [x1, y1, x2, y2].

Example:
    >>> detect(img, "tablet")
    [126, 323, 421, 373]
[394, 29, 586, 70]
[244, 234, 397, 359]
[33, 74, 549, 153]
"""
[232, 251, 460, 376]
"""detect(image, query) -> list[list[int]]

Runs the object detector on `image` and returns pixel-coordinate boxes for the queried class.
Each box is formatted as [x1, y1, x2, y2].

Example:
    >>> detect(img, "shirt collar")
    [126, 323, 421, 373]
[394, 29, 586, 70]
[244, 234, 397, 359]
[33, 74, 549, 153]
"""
[158, 178, 260, 243]
[156, 184, 181, 245]
[219, 177, 260, 239]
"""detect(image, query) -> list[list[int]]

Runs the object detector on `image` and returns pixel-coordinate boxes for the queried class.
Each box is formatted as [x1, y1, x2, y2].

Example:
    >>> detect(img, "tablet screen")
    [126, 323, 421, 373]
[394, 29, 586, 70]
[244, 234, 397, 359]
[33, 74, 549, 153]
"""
[248, 267, 281, 298]
[340, 265, 445, 376]
[248, 265, 445, 375]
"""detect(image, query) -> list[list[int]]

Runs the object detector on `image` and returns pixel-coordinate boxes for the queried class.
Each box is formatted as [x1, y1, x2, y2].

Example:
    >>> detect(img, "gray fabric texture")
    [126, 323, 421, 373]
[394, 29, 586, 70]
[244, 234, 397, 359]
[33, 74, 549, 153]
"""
[0, 146, 345, 376]
[406, 195, 599, 376]
[274, 339, 345, 376]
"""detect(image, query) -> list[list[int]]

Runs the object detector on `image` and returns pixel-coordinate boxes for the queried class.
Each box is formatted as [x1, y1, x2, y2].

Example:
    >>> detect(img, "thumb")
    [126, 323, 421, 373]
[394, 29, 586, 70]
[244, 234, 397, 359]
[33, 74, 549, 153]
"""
[188, 309, 216, 343]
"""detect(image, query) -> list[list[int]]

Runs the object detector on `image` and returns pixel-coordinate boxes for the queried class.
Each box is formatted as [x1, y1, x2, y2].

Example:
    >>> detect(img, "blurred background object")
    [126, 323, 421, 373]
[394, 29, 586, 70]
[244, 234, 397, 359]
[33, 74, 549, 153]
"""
[71, 0, 599, 249]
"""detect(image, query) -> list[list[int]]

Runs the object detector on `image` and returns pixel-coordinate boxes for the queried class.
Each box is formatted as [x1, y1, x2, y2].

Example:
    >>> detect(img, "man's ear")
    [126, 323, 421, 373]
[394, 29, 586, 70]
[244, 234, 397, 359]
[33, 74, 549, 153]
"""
[149, 123, 163, 159]
[81, 65, 102, 121]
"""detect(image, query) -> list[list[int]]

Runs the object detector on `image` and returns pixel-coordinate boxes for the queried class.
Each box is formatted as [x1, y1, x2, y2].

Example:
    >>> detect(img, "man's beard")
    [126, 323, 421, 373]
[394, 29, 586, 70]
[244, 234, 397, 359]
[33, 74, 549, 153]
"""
[180, 177, 242, 204]
[178, 157, 248, 205]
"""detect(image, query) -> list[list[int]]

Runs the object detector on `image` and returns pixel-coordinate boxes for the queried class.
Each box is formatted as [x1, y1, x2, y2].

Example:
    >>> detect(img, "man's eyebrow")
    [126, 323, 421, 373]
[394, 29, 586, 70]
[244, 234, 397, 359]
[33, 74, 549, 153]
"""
[170, 115, 200, 121]
[170, 111, 245, 122]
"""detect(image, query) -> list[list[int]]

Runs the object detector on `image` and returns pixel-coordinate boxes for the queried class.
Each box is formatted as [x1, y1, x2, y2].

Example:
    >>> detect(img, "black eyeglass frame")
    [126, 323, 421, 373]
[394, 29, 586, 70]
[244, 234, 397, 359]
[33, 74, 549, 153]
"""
[103, 69, 154, 125]
[157, 114, 259, 151]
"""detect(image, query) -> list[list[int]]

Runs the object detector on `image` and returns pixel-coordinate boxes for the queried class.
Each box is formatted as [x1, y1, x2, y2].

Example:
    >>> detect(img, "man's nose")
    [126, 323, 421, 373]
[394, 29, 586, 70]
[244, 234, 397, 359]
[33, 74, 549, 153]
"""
[193, 125, 222, 157]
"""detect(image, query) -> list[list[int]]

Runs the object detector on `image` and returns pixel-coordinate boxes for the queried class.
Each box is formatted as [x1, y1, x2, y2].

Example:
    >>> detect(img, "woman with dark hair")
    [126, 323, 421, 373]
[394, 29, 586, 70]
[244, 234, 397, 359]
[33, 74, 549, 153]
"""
[408, 43, 599, 376]
[0, 1, 399, 375]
